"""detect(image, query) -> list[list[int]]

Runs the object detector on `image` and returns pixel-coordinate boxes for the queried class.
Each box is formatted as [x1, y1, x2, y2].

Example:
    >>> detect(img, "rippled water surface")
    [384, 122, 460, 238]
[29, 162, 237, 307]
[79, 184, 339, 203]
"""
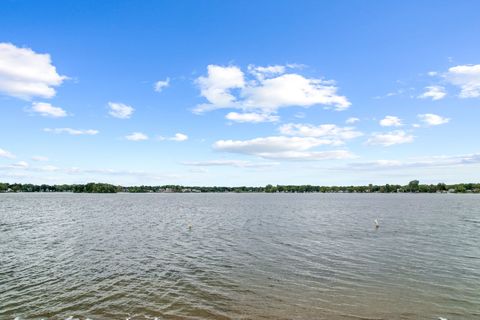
[1, 193, 479, 320]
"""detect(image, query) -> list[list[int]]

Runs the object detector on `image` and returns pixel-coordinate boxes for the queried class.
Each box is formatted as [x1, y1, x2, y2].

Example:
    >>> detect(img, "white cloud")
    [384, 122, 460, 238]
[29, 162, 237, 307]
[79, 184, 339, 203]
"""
[225, 112, 279, 123]
[278, 123, 363, 143]
[379, 116, 403, 127]
[446, 64, 480, 98]
[158, 133, 188, 142]
[248, 64, 286, 80]
[346, 153, 480, 170]
[194, 64, 350, 114]
[346, 117, 360, 124]
[417, 113, 450, 126]
[428, 71, 438, 76]
[242, 73, 350, 112]
[0, 42, 66, 99]
[125, 132, 148, 141]
[0, 148, 15, 159]
[366, 130, 414, 146]
[373, 89, 406, 100]
[154, 78, 170, 92]
[183, 159, 278, 168]
[170, 133, 188, 141]
[213, 136, 354, 160]
[9, 161, 29, 169]
[32, 156, 49, 161]
[108, 102, 134, 119]
[195, 65, 245, 108]
[44, 128, 99, 135]
[418, 85, 446, 100]
[30, 102, 67, 117]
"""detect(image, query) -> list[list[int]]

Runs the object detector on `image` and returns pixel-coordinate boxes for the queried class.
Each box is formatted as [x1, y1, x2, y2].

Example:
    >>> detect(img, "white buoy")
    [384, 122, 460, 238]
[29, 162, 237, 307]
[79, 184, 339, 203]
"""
[374, 219, 379, 228]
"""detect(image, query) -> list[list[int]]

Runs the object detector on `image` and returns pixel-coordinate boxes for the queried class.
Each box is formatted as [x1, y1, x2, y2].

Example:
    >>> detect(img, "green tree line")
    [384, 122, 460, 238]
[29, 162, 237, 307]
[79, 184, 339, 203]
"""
[0, 181, 479, 193]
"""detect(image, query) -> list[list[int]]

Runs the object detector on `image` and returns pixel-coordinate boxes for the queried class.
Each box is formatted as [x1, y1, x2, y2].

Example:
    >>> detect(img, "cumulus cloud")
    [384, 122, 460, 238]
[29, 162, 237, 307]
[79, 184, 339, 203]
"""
[247, 64, 286, 80]
[225, 112, 279, 123]
[44, 128, 99, 135]
[417, 113, 450, 126]
[0, 42, 66, 99]
[30, 102, 67, 117]
[125, 132, 148, 141]
[213, 136, 354, 160]
[242, 74, 350, 112]
[379, 116, 403, 127]
[0, 148, 15, 159]
[445, 64, 480, 98]
[195, 65, 245, 108]
[418, 85, 446, 100]
[366, 130, 414, 146]
[278, 123, 362, 143]
[154, 78, 170, 92]
[194, 64, 350, 114]
[108, 102, 134, 119]
[346, 117, 360, 124]
[170, 133, 188, 141]
[158, 133, 188, 142]
[182, 159, 278, 168]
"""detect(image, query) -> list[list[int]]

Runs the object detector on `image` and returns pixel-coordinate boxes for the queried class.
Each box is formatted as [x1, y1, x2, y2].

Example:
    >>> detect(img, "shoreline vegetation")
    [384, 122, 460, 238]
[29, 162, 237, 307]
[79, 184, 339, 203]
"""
[0, 180, 479, 194]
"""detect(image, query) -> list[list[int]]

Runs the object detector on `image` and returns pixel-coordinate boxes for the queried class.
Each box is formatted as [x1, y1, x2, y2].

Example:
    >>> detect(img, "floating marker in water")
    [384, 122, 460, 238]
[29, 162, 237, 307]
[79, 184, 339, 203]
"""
[374, 219, 379, 228]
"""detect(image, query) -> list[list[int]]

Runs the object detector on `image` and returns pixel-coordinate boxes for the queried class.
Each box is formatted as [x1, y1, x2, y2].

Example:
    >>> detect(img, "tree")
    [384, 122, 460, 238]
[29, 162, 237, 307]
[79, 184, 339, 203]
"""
[408, 180, 420, 192]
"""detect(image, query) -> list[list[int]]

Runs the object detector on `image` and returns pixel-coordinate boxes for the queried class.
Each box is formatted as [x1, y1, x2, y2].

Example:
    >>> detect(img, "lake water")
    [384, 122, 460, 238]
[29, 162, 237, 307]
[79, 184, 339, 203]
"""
[0, 193, 479, 320]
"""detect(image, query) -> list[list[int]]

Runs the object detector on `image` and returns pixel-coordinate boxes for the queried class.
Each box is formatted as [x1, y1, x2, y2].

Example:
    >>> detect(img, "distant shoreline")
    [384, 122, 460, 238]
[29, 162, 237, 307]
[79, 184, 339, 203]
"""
[1, 181, 479, 194]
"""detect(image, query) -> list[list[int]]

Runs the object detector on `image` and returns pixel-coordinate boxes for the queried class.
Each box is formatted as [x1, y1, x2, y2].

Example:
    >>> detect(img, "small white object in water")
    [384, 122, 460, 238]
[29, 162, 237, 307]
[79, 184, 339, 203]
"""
[374, 219, 379, 228]
[438, 317, 448, 320]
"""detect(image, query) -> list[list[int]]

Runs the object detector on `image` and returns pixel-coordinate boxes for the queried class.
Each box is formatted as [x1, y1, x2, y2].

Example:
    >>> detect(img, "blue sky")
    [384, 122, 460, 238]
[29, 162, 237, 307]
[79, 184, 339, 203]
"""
[1, 0, 479, 186]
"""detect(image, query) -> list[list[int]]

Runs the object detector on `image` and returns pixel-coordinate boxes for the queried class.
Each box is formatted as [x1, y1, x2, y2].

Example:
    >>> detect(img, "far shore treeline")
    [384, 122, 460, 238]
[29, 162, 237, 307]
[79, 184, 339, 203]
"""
[0, 180, 479, 194]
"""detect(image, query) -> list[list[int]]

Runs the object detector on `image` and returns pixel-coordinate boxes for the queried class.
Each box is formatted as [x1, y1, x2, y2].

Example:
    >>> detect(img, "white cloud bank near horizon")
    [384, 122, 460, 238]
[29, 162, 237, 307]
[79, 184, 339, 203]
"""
[182, 159, 279, 168]
[213, 136, 354, 161]
[344, 153, 480, 171]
